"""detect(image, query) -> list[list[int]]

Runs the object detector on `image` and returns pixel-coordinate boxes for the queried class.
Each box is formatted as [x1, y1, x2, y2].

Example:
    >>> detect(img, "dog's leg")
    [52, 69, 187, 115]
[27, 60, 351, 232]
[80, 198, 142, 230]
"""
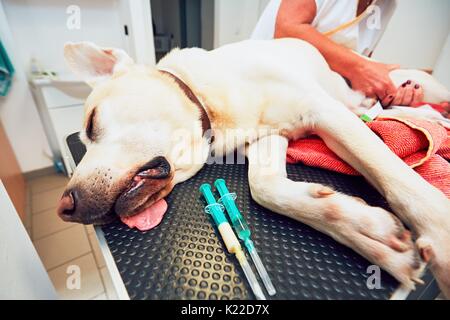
[311, 98, 450, 297]
[247, 135, 421, 288]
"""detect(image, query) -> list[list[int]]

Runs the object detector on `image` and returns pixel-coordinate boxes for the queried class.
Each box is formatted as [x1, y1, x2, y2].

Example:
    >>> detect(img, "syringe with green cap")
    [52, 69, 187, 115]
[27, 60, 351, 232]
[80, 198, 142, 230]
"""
[199, 183, 266, 300]
[214, 179, 276, 296]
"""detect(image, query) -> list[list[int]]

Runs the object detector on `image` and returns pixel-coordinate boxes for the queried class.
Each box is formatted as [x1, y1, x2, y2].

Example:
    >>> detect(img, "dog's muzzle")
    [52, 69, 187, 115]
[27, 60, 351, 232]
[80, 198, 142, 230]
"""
[57, 156, 173, 224]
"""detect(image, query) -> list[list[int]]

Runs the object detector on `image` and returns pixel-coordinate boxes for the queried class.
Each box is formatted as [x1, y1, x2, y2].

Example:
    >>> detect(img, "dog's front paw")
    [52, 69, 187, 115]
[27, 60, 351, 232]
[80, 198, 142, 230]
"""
[346, 208, 423, 289]
[416, 229, 450, 298]
[327, 195, 423, 288]
[411, 196, 450, 298]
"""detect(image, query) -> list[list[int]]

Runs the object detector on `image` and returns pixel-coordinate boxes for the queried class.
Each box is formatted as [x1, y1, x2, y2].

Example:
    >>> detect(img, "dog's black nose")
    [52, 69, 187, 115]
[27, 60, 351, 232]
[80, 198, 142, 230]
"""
[57, 190, 76, 217]
[57, 187, 116, 224]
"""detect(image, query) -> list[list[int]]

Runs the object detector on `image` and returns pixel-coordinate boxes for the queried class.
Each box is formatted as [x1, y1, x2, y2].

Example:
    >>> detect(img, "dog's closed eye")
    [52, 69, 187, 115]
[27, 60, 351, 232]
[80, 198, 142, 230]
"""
[86, 108, 99, 141]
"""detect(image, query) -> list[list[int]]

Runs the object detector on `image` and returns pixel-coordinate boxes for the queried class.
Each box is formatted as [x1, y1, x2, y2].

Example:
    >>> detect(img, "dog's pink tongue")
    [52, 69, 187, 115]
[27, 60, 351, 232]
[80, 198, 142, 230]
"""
[120, 199, 167, 231]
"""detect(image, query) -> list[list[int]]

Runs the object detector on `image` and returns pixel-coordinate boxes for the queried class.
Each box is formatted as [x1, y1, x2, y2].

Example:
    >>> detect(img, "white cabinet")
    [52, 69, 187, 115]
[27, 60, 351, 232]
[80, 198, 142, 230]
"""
[30, 78, 90, 176]
[0, 181, 57, 299]
[48, 104, 85, 176]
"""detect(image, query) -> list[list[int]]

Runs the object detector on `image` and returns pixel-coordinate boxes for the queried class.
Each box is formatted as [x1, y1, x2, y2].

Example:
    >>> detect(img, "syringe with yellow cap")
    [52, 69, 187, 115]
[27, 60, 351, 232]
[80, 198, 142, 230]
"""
[214, 179, 276, 296]
[199, 183, 266, 300]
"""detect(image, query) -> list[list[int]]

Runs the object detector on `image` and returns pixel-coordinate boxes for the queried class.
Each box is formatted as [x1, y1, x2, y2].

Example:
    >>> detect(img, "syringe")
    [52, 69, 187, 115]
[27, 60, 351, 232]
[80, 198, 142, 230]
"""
[214, 179, 276, 296]
[199, 183, 266, 300]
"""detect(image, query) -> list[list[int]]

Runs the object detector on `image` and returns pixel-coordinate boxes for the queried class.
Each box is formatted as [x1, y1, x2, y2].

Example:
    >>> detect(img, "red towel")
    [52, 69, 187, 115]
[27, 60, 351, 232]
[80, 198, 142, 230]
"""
[287, 117, 450, 197]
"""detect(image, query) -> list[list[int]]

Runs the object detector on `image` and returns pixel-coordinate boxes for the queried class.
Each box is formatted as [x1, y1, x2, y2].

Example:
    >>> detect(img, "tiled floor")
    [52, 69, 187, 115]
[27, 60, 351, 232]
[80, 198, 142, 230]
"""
[26, 172, 118, 300]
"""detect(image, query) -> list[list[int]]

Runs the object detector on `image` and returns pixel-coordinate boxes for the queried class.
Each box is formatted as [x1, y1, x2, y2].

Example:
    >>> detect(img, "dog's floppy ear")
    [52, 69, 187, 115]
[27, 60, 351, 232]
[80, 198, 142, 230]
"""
[64, 42, 134, 87]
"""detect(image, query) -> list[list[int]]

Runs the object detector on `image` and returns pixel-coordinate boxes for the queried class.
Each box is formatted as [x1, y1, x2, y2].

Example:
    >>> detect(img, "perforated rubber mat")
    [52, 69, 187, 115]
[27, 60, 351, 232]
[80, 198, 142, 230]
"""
[66, 133, 439, 300]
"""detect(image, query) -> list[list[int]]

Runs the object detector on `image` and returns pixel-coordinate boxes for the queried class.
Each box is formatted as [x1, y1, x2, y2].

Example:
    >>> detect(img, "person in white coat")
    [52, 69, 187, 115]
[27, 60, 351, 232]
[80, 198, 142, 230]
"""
[252, 0, 424, 107]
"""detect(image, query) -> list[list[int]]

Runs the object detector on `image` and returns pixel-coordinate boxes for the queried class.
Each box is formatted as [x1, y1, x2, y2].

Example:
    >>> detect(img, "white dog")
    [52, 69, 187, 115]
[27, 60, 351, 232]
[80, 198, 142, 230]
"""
[58, 39, 450, 297]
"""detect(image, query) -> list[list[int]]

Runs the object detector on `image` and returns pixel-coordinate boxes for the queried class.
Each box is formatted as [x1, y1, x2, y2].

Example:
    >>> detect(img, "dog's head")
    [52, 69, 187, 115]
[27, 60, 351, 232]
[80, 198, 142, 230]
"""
[57, 42, 209, 225]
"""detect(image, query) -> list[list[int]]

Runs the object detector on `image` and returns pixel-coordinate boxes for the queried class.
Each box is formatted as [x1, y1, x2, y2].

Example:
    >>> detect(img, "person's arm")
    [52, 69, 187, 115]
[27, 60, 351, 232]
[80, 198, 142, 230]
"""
[275, 0, 399, 102]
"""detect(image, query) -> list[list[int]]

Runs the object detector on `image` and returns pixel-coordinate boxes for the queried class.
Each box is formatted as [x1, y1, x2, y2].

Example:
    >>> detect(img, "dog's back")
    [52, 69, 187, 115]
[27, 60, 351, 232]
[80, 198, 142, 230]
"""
[159, 38, 449, 112]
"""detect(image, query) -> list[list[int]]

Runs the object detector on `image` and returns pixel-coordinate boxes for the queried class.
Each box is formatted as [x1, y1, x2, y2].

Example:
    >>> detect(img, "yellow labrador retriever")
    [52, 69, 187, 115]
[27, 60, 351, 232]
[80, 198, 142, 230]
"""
[58, 39, 450, 297]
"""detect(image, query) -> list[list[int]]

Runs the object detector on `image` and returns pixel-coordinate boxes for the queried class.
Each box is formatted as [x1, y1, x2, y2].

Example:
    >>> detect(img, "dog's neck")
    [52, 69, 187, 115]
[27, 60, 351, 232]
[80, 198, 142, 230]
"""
[158, 69, 214, 145]
[155, 47, 296, 155]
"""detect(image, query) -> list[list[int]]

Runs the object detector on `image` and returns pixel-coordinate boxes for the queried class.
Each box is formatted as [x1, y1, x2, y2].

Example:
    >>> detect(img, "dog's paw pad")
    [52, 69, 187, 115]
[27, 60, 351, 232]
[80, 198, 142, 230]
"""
[310, 185, 335, 198]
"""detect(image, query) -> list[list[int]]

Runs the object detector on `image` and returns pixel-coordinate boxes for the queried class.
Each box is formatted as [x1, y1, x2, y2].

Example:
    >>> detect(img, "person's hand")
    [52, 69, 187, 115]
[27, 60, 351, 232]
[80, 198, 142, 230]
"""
[349, 60, 400, 105]
[385, 82, 449, 119]
[383, 80, 424, 107]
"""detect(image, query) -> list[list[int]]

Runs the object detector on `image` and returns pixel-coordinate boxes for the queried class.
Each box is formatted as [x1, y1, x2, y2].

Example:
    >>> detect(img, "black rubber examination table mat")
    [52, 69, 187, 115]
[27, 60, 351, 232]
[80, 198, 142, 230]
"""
[66, 132, 440, 300]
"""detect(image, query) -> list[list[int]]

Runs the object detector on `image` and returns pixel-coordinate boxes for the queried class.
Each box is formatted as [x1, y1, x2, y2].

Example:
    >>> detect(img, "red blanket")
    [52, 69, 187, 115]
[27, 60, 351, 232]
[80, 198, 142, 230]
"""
[287, 117, 450, 197]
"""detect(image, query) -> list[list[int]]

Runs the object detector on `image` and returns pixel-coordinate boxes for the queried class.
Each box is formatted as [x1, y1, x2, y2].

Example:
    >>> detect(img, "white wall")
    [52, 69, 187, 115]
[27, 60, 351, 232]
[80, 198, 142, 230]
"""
[0, 0, 127, 172]
[3, 0, 126, 76]
[0, 2, 52, 172]
[372, 0, 450, 69]
[214, 0, 268, 47]
[433, 34, 450, 89]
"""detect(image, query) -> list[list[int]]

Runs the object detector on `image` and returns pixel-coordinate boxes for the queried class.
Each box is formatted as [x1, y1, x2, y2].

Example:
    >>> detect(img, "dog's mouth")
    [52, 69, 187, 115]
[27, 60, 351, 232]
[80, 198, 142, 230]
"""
[114, 159, 174, 231]
[119, 198, 169, 231]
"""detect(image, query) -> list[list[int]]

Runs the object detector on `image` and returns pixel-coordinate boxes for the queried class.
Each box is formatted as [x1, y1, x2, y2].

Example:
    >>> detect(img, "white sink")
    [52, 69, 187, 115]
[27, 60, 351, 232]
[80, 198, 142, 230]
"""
[30, 76, 91, 100]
